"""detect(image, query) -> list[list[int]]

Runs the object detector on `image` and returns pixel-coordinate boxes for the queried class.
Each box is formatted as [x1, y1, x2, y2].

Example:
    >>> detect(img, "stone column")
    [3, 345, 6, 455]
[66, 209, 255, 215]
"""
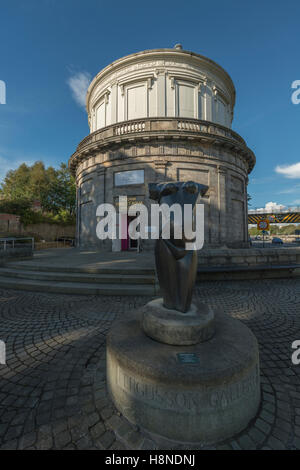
[96, 167, 106, 206]
[208, 167, 219, 245]
[156, 71, 166, 117]
[154, 159, 168, 182]
[110, 83, 117, 124]
[217, 164, 227, 246]
[75, 184, 81, 248]
[245, 176, 249, 244]
[95, 167, 109, 250]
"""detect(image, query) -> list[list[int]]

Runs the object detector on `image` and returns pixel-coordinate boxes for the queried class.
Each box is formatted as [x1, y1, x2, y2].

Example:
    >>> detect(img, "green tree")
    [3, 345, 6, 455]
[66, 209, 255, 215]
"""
[0, 161, 76, 225]
[41, 163, 76, 216]
[0, 161, 57, 204]
[0, 198, 32, 217]
[0, 163, 32, 200]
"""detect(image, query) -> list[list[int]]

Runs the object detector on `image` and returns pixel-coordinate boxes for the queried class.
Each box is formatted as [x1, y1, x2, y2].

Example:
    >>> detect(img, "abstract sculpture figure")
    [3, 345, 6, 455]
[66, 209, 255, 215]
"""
[149, 181, 208, 312]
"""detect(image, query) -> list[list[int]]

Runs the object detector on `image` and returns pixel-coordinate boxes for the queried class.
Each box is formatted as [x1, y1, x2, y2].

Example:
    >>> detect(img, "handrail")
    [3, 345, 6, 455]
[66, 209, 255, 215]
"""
[0, 237, 34, 251]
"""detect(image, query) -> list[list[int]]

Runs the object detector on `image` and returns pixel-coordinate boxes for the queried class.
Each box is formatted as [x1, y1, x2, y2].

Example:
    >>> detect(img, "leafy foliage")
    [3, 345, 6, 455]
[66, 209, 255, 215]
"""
[0, 161, 76, 225]
[41, 164, 76, 216]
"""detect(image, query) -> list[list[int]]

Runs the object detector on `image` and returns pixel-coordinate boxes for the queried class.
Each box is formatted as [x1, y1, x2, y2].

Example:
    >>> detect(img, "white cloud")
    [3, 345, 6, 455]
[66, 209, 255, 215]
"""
[275, 162, 300, 179]
[67, 71, 91, 108]
[254, 201, 286, 212]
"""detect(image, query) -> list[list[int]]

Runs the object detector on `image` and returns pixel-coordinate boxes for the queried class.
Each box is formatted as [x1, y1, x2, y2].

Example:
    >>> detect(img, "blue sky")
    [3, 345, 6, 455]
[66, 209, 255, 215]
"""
[0, 0, 300, 209]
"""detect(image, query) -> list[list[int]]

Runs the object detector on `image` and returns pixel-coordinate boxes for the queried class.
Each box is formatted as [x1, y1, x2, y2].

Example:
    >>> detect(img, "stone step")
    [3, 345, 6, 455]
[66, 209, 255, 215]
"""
[0, 275, 156, 296]
[0, 268, 155, 285]
[6, 262, 155, 276]
[197, 264, 300, 281]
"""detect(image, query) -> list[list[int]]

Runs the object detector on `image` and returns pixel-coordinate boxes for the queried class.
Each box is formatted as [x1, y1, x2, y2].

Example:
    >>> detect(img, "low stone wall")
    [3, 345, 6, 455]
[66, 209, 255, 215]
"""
[0, 223, 75, 242]
[22, 223, 75, 241]
[35, 241, 72, 250]
[0, 219, 20, 233]
[198, 247, 300, 267]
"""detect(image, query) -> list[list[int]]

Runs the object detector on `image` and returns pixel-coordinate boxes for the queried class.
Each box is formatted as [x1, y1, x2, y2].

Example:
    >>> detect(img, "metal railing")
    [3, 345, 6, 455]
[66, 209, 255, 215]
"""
[0, 237, 34, 251]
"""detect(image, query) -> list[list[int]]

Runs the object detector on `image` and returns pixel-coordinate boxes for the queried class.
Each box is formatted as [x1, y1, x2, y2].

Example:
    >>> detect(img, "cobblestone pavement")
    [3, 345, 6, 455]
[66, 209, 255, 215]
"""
[0, 279, 299, 450]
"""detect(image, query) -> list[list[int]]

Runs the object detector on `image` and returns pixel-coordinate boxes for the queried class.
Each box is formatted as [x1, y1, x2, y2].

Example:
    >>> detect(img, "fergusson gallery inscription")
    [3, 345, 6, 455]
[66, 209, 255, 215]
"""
[117, 365, 260, 412]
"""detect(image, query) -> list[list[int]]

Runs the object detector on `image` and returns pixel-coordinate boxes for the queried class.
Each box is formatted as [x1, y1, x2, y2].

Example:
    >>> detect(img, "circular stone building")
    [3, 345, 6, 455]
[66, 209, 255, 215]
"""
[69, 45, 255, 251]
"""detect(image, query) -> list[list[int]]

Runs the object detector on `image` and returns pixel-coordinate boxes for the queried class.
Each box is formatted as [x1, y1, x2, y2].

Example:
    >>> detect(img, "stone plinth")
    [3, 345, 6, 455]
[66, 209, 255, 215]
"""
[107, 310, 261, 444]
[142, 298, 215, 345]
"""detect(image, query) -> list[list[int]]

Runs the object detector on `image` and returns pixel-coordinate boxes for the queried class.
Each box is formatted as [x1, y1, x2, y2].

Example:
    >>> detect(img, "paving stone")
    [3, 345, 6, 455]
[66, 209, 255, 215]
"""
[66, 396, 78, 407]
[70, 426, 87, 442]
[259, 410, 274, 425]
[215, 444, 232, 450]
[18, 432, 38, 449]
[105, 414, 123, 430]
[0, 280, 299, 450]
[75, 435, 93, 450]
[272, 427, 290, 443]
[230, 440, 242, 450]
[0, 439, 18, 450]
[126, 430, 144, 449]
[109, 440, 127, 450]
[293, 437, 300, 449]
[237, 435, 257, 450]
[248, 427, 267, 445]
[36, 436, 53, 450]
[90, 422, 106, 439]
[100, 406, 114, 420]
[114, 420, 135, 441]
[54, 431, 72, 449]
[100, 430, 115, 449]
[267, 436, 287, 450]
[139, 439, 157, 450]
[3, 425, 23, 442]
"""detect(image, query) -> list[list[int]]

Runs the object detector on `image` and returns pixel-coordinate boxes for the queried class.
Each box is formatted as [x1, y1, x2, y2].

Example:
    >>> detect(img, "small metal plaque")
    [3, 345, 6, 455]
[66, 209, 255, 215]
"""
[177, 353, 199, 364]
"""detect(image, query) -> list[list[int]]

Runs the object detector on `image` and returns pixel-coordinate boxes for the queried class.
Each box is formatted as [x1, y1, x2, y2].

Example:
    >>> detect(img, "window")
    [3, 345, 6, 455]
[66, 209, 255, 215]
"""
[96, 100, 105, 128]
[177, 83, 195, 118]
[127, 84, 147, 120]
[216, 98, 226, 125]
[114, 169, 144, 186]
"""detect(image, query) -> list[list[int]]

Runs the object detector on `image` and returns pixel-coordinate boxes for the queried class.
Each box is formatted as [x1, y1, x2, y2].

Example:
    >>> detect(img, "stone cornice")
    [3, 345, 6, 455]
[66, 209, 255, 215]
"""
[68, 118, 255, 175]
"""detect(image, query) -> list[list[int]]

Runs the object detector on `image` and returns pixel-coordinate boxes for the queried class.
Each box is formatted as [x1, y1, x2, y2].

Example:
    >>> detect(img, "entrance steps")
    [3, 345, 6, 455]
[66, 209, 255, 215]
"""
[0, 263, 157, 296]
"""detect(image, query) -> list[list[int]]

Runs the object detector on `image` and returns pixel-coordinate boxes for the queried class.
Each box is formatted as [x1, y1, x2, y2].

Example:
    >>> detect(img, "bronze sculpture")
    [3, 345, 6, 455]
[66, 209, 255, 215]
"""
[149, 181, 208, 313]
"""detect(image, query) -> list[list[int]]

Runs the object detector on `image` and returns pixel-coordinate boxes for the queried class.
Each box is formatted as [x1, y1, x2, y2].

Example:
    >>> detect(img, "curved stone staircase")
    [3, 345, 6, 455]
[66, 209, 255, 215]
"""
[0, 261, 157, 296]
